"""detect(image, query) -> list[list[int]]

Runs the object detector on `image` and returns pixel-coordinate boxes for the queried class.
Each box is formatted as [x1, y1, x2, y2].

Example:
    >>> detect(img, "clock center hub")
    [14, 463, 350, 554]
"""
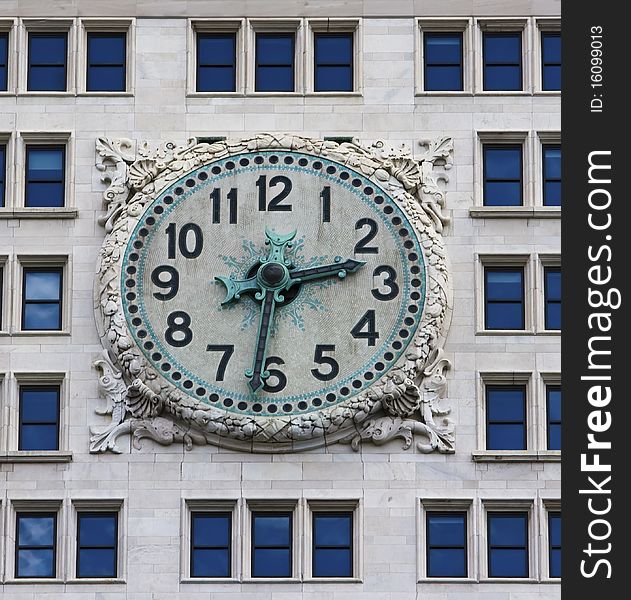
[258, 262, 289, 289]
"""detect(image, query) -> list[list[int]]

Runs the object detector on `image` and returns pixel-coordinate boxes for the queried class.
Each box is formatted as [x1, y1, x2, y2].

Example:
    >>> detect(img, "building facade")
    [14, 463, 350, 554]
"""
[0, 1, 561, 599]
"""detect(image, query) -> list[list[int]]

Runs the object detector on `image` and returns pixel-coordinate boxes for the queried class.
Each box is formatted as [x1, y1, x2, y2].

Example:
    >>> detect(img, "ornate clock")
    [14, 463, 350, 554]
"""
[92, 134, 455, 453]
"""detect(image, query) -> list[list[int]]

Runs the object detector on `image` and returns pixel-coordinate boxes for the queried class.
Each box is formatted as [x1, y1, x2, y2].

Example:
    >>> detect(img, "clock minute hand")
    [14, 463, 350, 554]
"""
[245, 289, 276, 393]
[289, 258, 365, 285]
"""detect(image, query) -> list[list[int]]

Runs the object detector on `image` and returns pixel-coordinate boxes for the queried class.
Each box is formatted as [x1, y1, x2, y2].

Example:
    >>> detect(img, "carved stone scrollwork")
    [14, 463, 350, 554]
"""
[92, 134, 454, 454]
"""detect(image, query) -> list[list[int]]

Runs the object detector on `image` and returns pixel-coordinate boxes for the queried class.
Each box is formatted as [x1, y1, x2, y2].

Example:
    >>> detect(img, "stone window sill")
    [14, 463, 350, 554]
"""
[472, 451, 561, 463]
[469, 207, 560, 218]
[0, 451, 73, 463]
[0, 208, 78, 219]
[418, 578, 478, 583]
[65, 578, 126, 584]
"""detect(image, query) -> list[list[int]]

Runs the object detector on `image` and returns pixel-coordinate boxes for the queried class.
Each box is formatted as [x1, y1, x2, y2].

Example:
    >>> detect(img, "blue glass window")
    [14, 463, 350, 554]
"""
[547, 386, 561, 450]
[483, 145, 522, 206]
[25, 145, 65, 207]
[424, 33, 463, 91]
[548, 512, 561, 578]
[0, 32, 8, 91]
[543, 145, 561, 206]
[197, 33, 236, 92]
[313, 512, 353, 577]
[484, 267, 524, 330]
[486, 386, 526, 451]
[0, 143, 5, 208]
[19, 386, 60, 451]
[16, 513, 57, 578]
[255, 33, 294, 92]
[488, 512, 528, 578]
[27, 33, 67, 91]
[22, 268, 63, 331]
[77, 513, 118, 578]
[252, 512, 292, 578]
[542, 33, 561, 91]
[483, 33, 522, 91]
[427, 512, 467, 577]
[314, 33, 353, 92]
[191, 512, 231, 578]
[87, 33, 126, 92]
[544, 267, 561, 330]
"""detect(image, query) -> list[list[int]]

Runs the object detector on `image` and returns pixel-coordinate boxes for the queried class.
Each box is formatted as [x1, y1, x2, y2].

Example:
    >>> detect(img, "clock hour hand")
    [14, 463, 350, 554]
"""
[215, 275, 260, 306]
[289, 257, 365, 285]
[245, 289, 277, 393]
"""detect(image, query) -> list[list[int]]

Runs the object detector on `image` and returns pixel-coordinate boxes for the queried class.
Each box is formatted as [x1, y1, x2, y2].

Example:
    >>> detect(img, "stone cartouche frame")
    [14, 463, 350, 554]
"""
[91, 133, 454, 454]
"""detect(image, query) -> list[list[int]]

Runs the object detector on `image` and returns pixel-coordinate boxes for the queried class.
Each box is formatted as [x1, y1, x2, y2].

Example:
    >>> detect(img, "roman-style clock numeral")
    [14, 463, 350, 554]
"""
[256, 175, 293, 211]
[165, 311, 193, 347]
[354, 218, 379, 254]
[351, 310, 379, 346]
[165, 223, 204, 259]
[151, 265, 179, 301]
[311, 344, 339, 381]
[320, 186, 331, 222]
[206, 344, 235, 381]
[210, 187, 238, 224]
[371, 265, 399, 301]
[262, 356, 287, 393]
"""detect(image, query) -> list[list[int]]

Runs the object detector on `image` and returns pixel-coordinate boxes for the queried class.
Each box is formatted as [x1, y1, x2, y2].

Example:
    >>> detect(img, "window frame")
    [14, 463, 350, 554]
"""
[547, 510, 561, 579]
[546, 384, 562, 451]
[483, 265, 525, 331]
[482, 143, 524, 207]
[18, 384, 61, 451]
[15, 511, 58, 579]
[250, 510, 294, 579]
[425, 511, 468, 578]
[423, 31, 464, 92]
[482, 31, 523, 92]
[485, 384, 527, 451]
[311, 510, 354, 578]
[0, 25, 11, 92]
[21, 265, 64, 331]
[0, 140, 6, 208]
[486, 511, 530, 579]
[542, 143, 561, 207]
[190, 510, 233, 578]
[313, 31, 354, 93]
[543, 265, 561, 331]
[541, 31, 561, 92]
[24, 144, 66, 209]
[76, 511, 119, 579]
[26, 31, 68, 92]
[195, 31, 237, 93]
[255, 31, 296, 93]
[86, 31, 127, 93]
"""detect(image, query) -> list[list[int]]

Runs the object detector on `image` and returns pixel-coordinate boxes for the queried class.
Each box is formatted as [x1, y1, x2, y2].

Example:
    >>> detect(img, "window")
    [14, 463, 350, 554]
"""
[548, 512, 561, 578]
[484, 267, 525, 330]
[196, 33, 236, 92]
[0, 143, 5, 207]
[546, 386, 561, 450]
[426, 512, 467, 577]
[544, 267, 561, 330]
[18, 385, 60, 451]
[22, 267, 63, 330]
[255, 33, 295, 92]
[25, 145, 65, 207]
[483, 145, 522, 206]
[486, 386, 526, 450]
[543, 145, 561, 206]
[0, 32, 7, 91]
[87, 33, 126, 92]
[251, 512, 292, 577]
[541, 32, 561, 91]
[15, 513, 57, 578]
[314, 33, 353, 92]
[483, 32, 522, 91]
[77, 512, 118, 578]
[190, 512, 231, 578]
[27, 33, 67, 91]
[424, 33, 463, 91]
[487, 512, 528, 578]
[312, 512, 353, 578]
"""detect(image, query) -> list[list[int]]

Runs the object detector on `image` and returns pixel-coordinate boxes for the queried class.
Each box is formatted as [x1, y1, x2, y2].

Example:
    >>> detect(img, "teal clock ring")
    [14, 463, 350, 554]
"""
[216, 227, 365, 392]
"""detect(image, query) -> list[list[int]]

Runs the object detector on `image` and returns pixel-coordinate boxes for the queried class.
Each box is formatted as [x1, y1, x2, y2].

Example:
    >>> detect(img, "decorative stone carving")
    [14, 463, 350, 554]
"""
[92, 134, 454, 453]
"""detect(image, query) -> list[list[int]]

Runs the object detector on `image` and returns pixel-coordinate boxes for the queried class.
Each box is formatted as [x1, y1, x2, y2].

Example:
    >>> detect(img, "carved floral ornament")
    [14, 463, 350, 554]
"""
[92, 133, 454, 454]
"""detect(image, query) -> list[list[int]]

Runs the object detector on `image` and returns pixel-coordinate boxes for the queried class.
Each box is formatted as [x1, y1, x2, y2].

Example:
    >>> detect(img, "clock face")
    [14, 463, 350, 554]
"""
[121, 150, 426, 418]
